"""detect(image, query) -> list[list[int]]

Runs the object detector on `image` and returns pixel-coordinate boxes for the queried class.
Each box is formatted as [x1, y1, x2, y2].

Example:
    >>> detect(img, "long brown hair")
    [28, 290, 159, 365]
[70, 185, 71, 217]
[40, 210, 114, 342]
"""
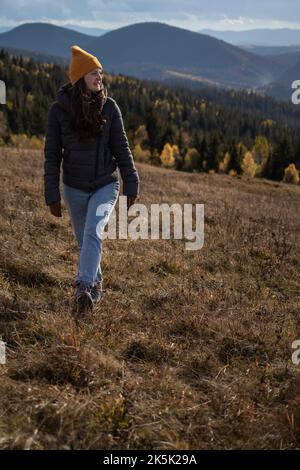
[69, 77, 107, 142]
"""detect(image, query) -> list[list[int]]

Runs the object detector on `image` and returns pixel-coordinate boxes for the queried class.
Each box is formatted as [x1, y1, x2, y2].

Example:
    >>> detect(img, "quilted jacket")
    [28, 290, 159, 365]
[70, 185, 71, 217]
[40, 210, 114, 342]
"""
[44, 82, 140, 205]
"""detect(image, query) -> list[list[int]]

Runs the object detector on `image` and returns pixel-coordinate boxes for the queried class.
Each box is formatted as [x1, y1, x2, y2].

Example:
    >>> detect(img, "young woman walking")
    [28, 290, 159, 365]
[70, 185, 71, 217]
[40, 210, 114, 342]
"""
[44, 45, 140, 312]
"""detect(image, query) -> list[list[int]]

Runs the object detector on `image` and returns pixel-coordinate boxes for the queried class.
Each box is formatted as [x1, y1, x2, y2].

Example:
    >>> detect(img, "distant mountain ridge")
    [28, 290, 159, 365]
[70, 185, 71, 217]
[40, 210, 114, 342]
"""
[200, 28, 300, 46]
[239, 45, 300, 56]
[0, 23, 94, 58]
[260, 59, 300, 101]
[0, 21, 285, 90]
[63, 24, 109, 36]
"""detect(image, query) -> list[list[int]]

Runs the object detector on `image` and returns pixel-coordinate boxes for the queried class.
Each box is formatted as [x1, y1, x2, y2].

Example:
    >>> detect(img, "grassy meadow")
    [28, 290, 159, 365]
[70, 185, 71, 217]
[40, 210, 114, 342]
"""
[0, 147, 300, 449]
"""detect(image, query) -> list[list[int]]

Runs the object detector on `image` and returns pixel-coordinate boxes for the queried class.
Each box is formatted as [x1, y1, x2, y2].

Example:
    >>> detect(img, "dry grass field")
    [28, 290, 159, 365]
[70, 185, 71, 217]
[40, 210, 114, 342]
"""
[0, 147, 300, 450]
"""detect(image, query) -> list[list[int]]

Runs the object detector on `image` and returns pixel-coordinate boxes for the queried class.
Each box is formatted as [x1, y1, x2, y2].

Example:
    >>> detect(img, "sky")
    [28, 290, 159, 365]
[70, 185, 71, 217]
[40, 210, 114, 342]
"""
[1, 0, 300, 31]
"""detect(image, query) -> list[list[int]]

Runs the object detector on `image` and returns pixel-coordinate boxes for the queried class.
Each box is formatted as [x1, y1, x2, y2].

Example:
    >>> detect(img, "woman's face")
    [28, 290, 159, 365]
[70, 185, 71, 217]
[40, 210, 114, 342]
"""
[84, 67, 103, 93]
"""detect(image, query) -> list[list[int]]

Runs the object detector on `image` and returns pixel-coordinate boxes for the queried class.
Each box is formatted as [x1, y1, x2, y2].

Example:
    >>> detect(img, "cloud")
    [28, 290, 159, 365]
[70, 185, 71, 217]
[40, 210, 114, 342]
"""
[1, 0, 300, 30]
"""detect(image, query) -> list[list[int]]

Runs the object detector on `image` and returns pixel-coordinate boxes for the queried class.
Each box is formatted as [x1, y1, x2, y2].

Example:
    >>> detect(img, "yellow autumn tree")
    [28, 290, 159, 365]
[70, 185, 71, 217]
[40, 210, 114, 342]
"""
[133, 143, 151, 163]
[241, 151, 257, 177]
[252, 135, 271, 176]
[219, 152, 230, 173]
[133, 124, 151, 163]
[283, 163, 299, 184]
[159, 143, 175, 168]
[10, 133, 44, 149]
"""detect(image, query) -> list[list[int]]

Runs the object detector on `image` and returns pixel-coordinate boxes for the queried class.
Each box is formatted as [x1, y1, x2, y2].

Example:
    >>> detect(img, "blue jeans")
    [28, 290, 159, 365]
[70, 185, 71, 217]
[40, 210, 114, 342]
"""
[62, 181, 120, 287]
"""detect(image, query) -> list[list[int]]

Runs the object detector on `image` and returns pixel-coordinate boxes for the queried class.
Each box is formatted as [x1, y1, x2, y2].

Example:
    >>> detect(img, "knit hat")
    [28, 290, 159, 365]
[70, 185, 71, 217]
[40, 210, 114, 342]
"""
[69, 45, 103, 85]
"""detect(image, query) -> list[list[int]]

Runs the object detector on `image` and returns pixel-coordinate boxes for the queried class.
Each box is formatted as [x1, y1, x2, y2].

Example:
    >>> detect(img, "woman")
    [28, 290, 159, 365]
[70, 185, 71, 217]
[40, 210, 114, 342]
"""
[44, 45, 140, 312]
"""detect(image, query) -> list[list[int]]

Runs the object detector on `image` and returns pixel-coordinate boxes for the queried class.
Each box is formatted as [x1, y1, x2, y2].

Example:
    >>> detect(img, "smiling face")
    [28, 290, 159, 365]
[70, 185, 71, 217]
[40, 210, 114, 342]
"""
[83, 67, 104, 93]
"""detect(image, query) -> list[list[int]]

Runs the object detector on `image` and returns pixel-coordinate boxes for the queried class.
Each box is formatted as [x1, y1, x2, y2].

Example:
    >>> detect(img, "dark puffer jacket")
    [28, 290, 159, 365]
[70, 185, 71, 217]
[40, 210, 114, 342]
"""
[44, 82, 140, 206]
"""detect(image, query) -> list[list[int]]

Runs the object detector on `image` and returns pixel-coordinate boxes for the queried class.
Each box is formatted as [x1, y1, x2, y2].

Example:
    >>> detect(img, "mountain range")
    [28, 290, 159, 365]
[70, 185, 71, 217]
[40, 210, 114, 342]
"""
[1, 21, 300, 100]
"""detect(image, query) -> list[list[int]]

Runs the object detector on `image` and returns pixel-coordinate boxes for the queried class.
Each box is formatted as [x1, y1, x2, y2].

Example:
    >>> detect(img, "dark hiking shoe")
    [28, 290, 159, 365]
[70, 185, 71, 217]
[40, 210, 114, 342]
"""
[75, 282, 94, 312]
[90, 281, 103, 304]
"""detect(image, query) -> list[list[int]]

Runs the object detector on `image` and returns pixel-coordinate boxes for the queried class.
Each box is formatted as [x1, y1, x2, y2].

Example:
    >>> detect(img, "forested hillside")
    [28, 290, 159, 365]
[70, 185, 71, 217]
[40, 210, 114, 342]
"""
[1, 48, 300, 183]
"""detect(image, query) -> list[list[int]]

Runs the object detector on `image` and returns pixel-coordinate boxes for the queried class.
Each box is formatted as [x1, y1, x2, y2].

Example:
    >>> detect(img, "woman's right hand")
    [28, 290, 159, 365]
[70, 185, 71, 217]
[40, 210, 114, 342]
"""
[49, 200, 62, 217]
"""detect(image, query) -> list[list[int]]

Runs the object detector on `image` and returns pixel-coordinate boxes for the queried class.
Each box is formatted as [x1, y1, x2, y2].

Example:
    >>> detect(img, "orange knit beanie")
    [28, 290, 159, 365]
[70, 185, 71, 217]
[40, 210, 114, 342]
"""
[69, 45, 103, 85]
